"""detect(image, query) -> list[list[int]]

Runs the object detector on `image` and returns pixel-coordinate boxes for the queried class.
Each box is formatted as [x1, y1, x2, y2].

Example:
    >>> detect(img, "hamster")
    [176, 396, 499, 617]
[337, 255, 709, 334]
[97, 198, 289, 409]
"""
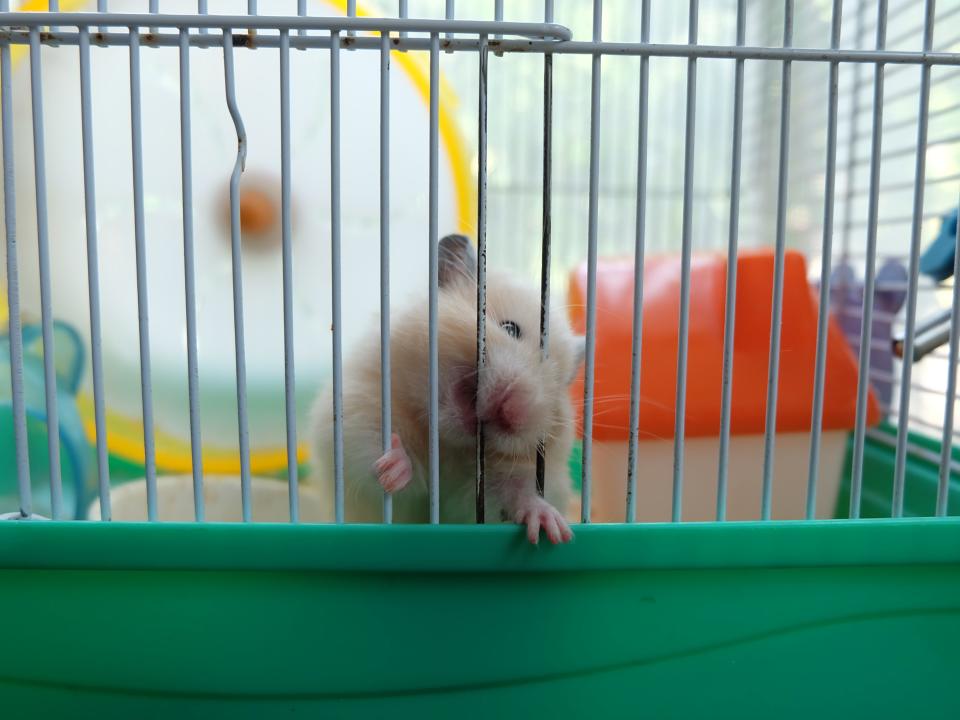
[308, 234, 585, 544]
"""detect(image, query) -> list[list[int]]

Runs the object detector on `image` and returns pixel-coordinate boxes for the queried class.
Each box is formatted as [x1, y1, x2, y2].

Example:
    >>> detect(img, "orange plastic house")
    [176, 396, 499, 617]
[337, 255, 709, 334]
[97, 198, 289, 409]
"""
[567, 249, 881, 442]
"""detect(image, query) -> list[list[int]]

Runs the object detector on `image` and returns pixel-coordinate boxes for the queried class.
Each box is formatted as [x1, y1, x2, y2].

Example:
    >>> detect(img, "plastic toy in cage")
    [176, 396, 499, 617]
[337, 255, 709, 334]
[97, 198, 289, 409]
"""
[568, 249, 882, 522]
[827, 259, 907, 414]
[2, 0, 474, 480]
[0, 316, 91, 519]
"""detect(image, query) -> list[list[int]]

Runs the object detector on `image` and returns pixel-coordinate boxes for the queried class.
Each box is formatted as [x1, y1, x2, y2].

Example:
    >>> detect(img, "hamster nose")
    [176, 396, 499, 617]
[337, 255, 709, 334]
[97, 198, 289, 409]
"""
[484, 383, 528, 435]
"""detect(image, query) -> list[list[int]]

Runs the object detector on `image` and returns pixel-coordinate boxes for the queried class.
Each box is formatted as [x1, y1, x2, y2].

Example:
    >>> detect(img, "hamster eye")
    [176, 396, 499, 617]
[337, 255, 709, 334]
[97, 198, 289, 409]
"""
[500, 320, 522, 339]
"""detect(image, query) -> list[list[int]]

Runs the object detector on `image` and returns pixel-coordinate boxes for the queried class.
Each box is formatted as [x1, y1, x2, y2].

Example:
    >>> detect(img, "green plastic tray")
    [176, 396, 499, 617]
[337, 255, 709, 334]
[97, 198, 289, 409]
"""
[836, 421, 960, 518]
[1, 519, 958, 718]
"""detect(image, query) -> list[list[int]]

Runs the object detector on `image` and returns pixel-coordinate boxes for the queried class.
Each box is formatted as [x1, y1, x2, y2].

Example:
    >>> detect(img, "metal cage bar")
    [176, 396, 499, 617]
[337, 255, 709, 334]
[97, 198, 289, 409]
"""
[7, 21, 960, 68]
[759, 0, 794, 521]
[380, 30, 393, 524]
[671, 0, 699, 523]
[48, 0, 59, 34]
[716, 0, 746, 522]
[279, 28, 299, 524]
[222, 28, 252, 522]
[79, 25, 111, 520]
[27, 26, 62, 519]
[626, 0, 651, 524]
[149, 0, 158, 35]
[330, 29, 345, 524]
[806, 0, 844, 520]
[179, 25, 204, 523]
[475, 35, 488, 523]
[849, 0, 888, 520]
[1, 0, 30, 518]
[892, 0, 937, 517]
[427, 33, 440, 525]
[0, 13, 571, 38]
[130, 25, 157, 521]
[536, 0, 554, 500]
[580, 0, 603, 524]
[939, 192, 960, 516]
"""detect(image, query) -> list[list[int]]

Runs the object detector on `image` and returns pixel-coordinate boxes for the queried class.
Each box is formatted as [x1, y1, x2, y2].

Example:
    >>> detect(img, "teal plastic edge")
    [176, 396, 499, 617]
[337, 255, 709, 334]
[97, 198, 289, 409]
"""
[836, 420, 959, 519]
[1, 518, 959, 572]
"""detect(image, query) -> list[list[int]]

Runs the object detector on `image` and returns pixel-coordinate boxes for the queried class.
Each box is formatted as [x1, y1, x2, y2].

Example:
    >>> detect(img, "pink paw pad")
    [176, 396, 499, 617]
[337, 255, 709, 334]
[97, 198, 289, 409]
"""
[373, 433, 413, 494]
[515, 496, 574, 545]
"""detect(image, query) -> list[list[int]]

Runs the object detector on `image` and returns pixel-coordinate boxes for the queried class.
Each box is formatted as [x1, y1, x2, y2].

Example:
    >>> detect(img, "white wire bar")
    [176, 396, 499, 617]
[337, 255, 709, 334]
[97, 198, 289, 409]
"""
[806, 0, 843, 521]
[222, 28, 252, 521]
[671, 0, 699, 523]
[759, 0, 795, 521]
[1, 0, 30, 518]
[716, 0, 746, 522]
[27, 27, 63, 519]
[427, 33, 440, 524]
[626, 0, 651, 524]
[849, 0, 888, 520]
[179, 26, 204, 522]
[475, 35, 488, 522]
[131, 26, 157, 520]
[279, 28, 299, 523]
[79, 26, 111, 520]
[580, 0, 603, 523]
[536, 1, 553, 499]
[892, 0, 936, 517]
[939, 190, 960, 517]
[380, 31, 393, 524]
[330, 29, 345, 524]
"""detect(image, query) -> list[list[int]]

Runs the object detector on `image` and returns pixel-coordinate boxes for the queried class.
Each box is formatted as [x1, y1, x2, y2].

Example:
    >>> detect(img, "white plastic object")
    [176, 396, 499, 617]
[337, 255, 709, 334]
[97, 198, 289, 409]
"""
[7, 0, 463, 460]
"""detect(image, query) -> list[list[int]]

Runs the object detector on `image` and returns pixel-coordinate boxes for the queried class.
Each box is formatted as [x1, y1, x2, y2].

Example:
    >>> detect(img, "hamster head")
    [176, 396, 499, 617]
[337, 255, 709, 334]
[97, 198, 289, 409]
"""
[410, 234, 586, 459]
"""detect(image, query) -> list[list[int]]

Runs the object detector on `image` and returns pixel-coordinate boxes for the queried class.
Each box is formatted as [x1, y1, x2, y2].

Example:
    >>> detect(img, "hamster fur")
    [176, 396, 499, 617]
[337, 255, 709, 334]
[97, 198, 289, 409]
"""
[308, 234, 585, 544]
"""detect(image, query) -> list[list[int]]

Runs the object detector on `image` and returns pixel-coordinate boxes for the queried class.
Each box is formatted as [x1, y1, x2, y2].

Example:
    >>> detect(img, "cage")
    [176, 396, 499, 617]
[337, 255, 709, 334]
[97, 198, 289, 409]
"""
[0, 0, 958, 717]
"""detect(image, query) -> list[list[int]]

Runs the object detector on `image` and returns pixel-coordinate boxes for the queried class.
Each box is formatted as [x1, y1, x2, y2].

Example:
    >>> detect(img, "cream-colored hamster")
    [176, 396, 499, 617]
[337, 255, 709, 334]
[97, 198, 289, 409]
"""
[309, 234, 585, 544]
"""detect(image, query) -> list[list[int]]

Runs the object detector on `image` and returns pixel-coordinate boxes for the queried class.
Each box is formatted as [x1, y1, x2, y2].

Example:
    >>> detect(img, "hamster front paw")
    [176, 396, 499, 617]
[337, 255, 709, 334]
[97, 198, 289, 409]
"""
[513, 495, 574, 545]
[373, 433, 413, 494]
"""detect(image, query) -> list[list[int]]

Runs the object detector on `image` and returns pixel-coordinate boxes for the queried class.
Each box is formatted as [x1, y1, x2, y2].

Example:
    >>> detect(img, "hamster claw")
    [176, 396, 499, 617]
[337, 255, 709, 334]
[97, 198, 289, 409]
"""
[374, 433, 413, 494]
[515, 496, 574, 545]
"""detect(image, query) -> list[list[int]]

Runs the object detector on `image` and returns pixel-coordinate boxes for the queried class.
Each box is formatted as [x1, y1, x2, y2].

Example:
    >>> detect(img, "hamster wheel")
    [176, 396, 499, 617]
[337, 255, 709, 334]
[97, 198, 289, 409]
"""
[5, 0, 474, 476]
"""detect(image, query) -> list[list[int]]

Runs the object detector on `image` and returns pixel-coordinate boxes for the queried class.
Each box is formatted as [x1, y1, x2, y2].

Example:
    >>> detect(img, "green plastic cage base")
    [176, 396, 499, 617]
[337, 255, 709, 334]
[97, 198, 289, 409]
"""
[836, 421, 960, 518]
[0, 519, 958, 718]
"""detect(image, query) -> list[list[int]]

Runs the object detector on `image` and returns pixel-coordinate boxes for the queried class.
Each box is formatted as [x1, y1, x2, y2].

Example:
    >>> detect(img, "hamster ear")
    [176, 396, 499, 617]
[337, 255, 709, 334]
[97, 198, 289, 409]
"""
[568, 335, 587, 383]
[438, 234, 477, 287]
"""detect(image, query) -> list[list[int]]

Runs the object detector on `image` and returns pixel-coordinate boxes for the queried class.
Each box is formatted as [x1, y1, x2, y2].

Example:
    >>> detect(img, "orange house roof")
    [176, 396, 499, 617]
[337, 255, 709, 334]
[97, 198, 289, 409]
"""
[567, 249, 881, 441]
